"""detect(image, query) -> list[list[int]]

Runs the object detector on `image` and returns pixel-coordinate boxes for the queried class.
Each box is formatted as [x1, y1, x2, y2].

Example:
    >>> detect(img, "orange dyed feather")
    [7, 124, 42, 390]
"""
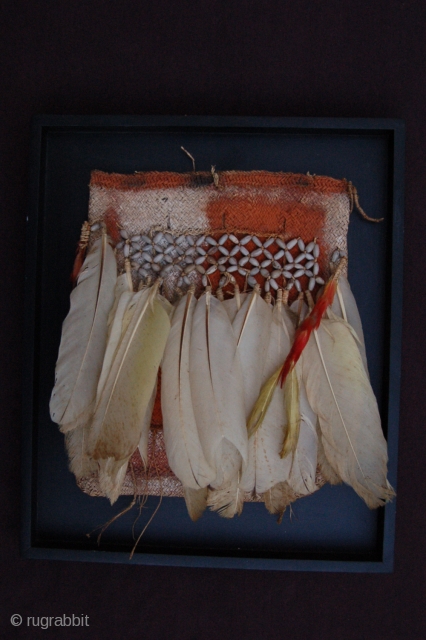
[279, 278, 338, 386]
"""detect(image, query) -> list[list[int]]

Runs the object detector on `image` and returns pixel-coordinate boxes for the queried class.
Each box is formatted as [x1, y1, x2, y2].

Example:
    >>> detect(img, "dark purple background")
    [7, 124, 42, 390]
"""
[1, 1, 424, 638]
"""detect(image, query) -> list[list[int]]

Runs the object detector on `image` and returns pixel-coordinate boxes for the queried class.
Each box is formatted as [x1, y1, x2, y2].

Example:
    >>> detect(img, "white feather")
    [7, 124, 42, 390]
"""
[241, 297, 294, 494]
[207, 475, 245, 518]
[286, 366, 318, 495]
[330, 275, 369, 376]
[64, 422, 98, 480]
[222, 292, 248, 323]
[232, 288, 273, 417]
[302, 319, 393, 508]
[89, 283, 172, 467]
[184, 487, 209, 522]
[98, 458, 129, 505]
[138, 380, 157, 465]
[162, 291, 216, 489]
[208, 288, 272, 514]
[96, 273, 134, 398]
[189, 290, 247, 489]
[50, 230, 117, 430]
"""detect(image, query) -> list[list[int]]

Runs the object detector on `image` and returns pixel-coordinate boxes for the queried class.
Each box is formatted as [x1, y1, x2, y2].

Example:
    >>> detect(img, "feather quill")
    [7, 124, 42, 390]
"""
[189, 289, 247, 490]
[222, 289, 248, 323]
[50, 228, 117, 430]
[302, 319, 394, 508]
[162, 289, 216, 490]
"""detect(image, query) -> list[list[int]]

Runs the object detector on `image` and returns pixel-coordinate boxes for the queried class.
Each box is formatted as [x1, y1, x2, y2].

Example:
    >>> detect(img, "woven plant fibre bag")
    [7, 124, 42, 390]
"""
[79, 169, 359, 499]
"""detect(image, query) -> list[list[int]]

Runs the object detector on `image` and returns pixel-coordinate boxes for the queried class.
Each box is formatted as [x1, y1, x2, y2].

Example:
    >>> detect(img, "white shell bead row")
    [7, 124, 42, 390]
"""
[106, 226, 328, 293]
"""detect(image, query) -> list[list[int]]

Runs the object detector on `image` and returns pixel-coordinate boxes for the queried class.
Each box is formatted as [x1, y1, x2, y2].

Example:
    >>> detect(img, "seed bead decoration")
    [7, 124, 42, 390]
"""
[270, 278, 279, 291]
[263, 237, 275, 249]
[206, 265, 218, 275]
[113, 228, 325, 299]
[331, 249, 340, 263]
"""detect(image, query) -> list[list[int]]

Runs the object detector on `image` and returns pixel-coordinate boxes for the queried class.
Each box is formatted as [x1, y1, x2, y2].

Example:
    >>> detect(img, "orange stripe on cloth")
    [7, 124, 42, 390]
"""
[90, 169, 349, 195]
[205, 195, 326, 238]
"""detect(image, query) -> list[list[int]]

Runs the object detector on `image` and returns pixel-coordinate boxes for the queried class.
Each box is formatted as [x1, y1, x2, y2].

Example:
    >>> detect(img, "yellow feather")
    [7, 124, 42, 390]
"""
[246, 367, 281, 439]
[89, 282, 171, 464]
[281, 367, 301, 458]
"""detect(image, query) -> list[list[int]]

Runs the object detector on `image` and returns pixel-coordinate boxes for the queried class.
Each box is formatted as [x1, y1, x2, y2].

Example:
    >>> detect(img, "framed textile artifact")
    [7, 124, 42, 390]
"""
[22, 116, 403, 571]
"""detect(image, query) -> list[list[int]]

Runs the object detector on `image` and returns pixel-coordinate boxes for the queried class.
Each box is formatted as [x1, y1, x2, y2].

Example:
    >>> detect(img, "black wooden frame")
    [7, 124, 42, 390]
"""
[22, 116, 404, 571]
